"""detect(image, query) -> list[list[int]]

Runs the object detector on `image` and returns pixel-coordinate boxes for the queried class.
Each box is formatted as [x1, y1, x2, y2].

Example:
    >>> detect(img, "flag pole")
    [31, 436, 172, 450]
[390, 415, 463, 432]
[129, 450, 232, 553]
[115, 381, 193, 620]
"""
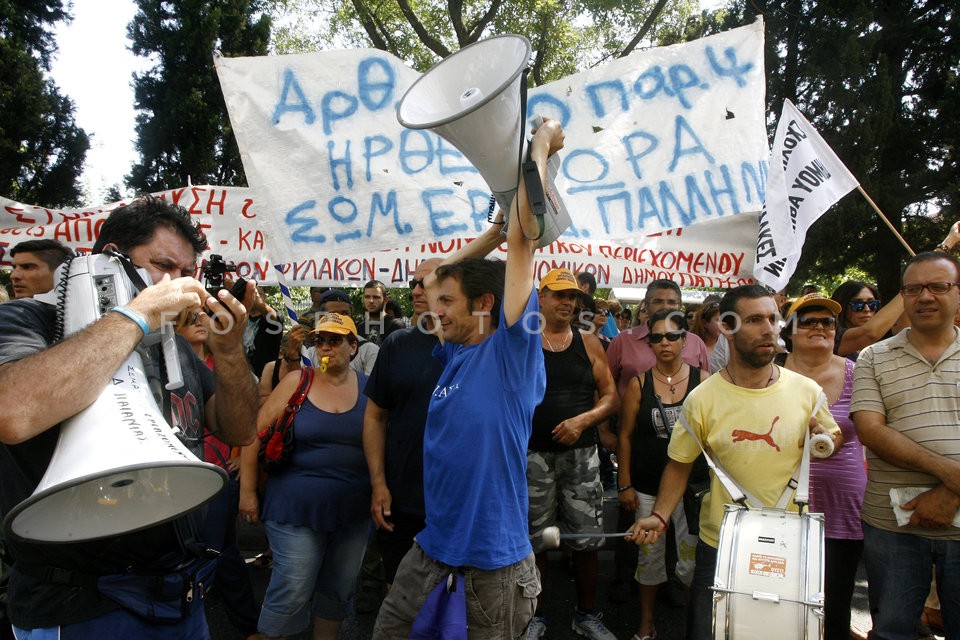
[857, 186, 915, 257]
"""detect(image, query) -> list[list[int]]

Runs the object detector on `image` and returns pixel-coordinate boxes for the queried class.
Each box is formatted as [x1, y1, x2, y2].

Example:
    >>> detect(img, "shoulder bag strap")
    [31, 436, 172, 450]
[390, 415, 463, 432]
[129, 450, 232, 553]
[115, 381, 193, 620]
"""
[675, 412, 761, 508]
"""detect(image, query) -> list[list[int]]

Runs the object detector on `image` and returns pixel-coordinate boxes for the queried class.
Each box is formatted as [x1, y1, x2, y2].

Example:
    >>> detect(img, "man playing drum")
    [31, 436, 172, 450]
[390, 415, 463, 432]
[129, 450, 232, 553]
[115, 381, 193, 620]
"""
[627, 284, 842, 640]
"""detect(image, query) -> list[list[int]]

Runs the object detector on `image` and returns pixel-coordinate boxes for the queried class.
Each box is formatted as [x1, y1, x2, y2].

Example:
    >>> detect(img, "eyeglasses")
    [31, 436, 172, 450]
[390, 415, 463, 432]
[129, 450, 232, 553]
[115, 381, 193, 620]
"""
[305, 335, 347, 347]
[901, 282, 960, 297]
[409, 278, 426, 289]
[797, 316, 837, 330]
[648, 330, 685, 344]
[848, 299, 881, 312]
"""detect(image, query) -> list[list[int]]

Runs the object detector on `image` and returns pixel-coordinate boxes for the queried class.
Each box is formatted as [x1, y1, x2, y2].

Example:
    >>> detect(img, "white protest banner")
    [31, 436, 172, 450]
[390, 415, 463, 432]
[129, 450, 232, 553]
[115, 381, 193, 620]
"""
[754, 99, 859, 291]
[0, 188, 757, 288]
[213, 20, 768, 260]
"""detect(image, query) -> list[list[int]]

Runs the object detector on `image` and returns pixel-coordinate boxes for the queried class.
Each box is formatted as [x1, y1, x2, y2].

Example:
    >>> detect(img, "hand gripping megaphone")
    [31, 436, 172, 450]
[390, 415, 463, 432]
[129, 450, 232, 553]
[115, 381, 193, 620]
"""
[397, 34, 571, 247]
[2, 253, 227, 543]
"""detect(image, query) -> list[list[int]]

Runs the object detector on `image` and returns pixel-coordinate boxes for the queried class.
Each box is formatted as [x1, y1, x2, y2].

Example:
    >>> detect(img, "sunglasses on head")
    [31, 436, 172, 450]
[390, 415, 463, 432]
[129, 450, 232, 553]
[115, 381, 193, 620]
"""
[797, 316, 837, 330]
[648, 330, 685, 344]
[305, 335, 347, 347]
[848, 299, 880, 312]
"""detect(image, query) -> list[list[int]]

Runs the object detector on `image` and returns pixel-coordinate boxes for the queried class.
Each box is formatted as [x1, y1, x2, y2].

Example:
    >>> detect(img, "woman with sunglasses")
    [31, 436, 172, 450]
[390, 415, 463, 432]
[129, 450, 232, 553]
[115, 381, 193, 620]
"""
[617, 309, 708, 640]
[830, 280, 904, 360]
[830, 223, 960, 359]
[240, 313, 372, 640]
[779, 294, 865, 640]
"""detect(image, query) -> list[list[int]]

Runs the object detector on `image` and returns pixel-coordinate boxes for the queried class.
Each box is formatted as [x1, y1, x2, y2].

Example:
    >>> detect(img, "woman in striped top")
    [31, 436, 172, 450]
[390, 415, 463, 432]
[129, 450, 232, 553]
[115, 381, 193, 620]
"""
[780, 293, 866, 640]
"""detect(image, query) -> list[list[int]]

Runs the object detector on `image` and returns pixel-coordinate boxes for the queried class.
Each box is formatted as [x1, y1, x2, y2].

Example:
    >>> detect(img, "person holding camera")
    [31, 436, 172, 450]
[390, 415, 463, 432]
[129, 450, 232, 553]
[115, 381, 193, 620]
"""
[0, 195, 258, 638]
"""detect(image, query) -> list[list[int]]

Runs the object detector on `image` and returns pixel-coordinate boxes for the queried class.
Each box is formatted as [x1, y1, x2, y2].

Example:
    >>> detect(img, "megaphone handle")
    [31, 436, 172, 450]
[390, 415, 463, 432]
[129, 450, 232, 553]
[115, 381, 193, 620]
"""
[162, 323, 184, 390]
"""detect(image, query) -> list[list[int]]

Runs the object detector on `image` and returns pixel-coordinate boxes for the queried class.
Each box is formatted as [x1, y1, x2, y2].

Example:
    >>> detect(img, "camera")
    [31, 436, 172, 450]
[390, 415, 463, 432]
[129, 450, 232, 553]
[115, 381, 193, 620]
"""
[200, 254, 247, 298]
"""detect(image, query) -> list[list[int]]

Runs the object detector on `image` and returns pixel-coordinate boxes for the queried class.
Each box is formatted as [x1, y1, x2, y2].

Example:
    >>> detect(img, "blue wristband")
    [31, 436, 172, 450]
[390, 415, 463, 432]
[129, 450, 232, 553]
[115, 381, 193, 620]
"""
[111, 306, 151, 337]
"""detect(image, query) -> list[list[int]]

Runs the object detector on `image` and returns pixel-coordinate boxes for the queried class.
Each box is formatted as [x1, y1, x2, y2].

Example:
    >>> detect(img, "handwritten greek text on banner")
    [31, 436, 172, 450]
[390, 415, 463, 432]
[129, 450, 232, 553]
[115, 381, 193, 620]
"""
[213, 20, 768, 260]
[0, 187, 757, 288]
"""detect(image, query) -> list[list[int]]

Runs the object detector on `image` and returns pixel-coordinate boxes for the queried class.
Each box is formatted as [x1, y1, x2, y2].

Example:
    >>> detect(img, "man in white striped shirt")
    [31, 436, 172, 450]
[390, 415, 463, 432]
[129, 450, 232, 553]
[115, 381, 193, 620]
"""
[851, 250, 960, 640]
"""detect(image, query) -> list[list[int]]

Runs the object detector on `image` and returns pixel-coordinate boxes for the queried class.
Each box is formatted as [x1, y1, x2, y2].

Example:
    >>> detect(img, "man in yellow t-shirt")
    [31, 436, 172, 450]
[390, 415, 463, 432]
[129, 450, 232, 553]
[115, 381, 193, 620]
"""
[627, 284, 842, 640]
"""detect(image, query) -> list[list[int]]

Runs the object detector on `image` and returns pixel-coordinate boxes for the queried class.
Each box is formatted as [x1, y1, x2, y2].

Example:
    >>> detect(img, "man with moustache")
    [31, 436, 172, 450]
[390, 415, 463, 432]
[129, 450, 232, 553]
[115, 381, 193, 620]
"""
[851, 251, 960, 640]
[627, 284, 842, 640]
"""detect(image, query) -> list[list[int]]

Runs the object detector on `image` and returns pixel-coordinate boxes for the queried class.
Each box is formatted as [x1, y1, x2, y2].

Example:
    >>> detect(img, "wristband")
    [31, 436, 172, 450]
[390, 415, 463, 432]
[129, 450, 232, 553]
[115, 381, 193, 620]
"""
[936, 242, 953, 253]
[617, 485, 633, 494]
[651, 511, 668, 530]
[111, 306, 151, 337]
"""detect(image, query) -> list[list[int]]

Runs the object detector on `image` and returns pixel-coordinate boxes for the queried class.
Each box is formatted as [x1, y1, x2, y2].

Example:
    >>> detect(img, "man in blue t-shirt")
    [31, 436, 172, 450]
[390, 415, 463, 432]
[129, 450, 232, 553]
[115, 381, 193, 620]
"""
[373, 118, 566, 639]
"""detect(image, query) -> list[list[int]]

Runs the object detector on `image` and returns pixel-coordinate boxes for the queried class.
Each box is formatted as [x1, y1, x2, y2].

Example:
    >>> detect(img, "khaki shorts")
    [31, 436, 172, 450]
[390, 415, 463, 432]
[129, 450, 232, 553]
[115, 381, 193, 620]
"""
[372, 542, 540, 640]
[527, 447, 604, 553]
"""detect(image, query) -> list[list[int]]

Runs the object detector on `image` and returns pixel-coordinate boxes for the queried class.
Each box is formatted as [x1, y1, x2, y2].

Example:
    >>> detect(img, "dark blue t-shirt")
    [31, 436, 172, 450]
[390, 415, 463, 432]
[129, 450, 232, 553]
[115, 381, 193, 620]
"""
[363, 326, 443, 516]
[417, 291, 546, 569]
[261, 371, 371, 532]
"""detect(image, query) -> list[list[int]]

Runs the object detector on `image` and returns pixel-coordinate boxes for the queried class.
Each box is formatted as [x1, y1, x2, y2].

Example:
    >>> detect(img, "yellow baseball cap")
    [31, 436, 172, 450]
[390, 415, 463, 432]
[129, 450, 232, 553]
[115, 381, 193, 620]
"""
[539, 268, 580, 292]
[314, 313, 358, 337]
[784, 293, 842, 319]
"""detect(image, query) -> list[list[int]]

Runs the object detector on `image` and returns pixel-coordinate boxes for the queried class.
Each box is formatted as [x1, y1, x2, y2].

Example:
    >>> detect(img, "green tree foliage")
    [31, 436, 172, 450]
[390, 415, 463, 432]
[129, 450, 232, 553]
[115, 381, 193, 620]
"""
[269, 0, 700, 80]
[0, 0, 89, 206]
[723, 1, 959, 298]
[127, 0, 271, 192]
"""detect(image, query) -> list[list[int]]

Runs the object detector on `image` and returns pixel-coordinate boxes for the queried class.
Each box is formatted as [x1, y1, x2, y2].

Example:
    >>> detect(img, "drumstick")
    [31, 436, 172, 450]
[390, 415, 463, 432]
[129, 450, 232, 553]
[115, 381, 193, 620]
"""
[541, 525, 631, 549]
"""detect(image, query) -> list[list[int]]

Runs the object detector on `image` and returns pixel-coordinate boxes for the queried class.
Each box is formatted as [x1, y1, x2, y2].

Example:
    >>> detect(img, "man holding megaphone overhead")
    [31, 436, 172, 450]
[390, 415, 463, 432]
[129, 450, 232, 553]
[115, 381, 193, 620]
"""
[0, 195, 258, 639]
[373, 118, 565, 639]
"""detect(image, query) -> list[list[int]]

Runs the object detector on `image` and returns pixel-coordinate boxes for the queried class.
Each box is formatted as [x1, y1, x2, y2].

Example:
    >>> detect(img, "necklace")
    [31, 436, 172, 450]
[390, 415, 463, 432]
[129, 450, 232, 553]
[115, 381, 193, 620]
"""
[653, 363, 688, 395]
[542, 330, 571, 352]
[725, 363, 776, 389]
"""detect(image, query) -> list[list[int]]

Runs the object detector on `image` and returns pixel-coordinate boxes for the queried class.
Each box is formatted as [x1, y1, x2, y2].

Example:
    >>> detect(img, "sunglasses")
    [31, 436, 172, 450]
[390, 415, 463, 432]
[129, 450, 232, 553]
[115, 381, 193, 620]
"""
[597, 309, 610, 316]
[901, 282, 960, 297]
[797, 316, 837, 330]
[648, 330, 685, 344]
[305, 335, 347, 347]
[409, 278, 426, 289]
[848, 299, 881, 312]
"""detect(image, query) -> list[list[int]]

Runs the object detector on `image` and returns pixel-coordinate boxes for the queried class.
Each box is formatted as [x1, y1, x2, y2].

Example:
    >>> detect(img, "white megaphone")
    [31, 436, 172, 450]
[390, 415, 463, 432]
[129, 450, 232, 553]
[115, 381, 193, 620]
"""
[3, 254, 227, 543]
[397, 34, 571, 247]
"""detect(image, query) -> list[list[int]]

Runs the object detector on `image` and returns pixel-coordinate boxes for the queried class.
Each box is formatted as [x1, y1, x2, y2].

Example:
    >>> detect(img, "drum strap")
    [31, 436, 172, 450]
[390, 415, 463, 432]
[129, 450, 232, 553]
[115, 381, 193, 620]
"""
[676, 393, 824, 511]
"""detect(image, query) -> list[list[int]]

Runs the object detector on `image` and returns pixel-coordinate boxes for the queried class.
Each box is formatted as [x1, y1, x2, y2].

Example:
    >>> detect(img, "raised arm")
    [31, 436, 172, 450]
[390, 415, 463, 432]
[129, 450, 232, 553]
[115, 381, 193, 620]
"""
[503, 118, 565, 327]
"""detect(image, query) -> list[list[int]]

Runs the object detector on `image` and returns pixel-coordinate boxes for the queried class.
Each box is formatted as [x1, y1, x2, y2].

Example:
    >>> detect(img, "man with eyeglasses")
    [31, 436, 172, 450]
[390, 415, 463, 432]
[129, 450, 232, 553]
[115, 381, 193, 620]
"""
[362, 258, 444, 591]
[851, 251, 960, 640]
[627, 284, 841, 640]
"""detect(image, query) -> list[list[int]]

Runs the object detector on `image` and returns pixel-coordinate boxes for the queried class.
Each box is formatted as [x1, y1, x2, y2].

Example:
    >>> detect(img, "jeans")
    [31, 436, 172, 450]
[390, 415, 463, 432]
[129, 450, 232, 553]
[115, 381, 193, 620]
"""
[259, 518, 372, 637]
[12, 605, 209, 640]
[686, 541, 718, 640]
[862, 521, 960, 640]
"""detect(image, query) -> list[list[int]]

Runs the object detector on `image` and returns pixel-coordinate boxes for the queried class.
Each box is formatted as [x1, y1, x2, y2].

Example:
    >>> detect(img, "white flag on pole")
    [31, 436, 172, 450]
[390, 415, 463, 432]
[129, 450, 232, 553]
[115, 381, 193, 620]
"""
[754, 99, 859, 291]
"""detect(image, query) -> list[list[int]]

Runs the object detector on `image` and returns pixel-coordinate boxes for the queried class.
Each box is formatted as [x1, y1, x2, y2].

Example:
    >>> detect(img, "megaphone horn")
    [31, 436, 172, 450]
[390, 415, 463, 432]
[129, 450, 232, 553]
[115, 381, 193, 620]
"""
[2, 254, 227, 543]
[397, 34, 571, 247]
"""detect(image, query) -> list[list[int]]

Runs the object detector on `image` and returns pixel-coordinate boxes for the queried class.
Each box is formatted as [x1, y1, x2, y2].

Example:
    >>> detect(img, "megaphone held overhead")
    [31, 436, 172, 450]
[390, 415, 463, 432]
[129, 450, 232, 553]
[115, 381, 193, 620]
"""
[397, 34, 570, 247]
[3, 254, 227, 543]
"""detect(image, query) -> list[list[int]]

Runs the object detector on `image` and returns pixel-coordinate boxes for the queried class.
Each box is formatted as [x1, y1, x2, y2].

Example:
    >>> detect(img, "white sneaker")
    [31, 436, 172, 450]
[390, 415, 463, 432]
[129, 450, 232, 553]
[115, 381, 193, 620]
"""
[525, 615, 547, 640]
[571, 610, 616, 640]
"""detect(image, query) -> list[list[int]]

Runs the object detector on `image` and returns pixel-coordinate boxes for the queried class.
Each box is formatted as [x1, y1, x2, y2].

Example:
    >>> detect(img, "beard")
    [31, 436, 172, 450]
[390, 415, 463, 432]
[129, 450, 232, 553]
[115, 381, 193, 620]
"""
[733, 337, 776, 369]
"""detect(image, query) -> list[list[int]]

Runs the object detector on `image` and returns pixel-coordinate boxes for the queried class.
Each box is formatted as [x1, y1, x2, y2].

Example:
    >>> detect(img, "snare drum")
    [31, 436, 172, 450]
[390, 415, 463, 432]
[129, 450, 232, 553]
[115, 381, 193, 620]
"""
[712, 504, 824, 640]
